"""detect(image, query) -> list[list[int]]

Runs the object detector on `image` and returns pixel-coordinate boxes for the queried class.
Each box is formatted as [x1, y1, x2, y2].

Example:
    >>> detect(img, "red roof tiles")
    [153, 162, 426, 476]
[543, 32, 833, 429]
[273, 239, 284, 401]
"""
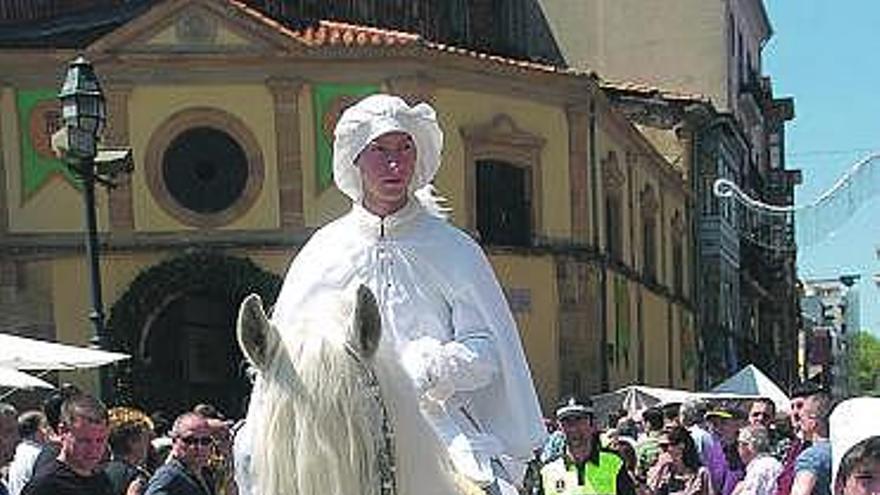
[599, 79, 709, 104]
[227, 0, 594, 79]
[296, 20, 420, 47]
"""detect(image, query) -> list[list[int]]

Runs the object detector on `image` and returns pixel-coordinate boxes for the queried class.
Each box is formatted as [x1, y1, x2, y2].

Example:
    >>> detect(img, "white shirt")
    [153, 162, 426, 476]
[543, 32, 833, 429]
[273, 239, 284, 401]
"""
[7, 440, 43, 495]
[739, 454, 782, 495]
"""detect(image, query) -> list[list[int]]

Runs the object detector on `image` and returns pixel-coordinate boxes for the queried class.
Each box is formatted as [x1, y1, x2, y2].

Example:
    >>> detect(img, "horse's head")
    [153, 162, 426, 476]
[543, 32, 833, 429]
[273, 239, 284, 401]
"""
[236, 285, 395, 495]
[236, 286, 470, 495]
[237, 284, 381, 373]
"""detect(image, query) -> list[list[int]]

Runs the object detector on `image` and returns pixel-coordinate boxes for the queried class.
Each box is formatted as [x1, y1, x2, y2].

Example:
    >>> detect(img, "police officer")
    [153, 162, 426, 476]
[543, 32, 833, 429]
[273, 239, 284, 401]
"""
[534, 396, 636, 495]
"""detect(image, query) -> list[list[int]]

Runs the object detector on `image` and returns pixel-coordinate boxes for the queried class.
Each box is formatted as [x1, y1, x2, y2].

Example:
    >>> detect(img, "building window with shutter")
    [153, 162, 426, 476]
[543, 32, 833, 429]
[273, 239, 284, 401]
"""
[602, 151, 626, 263]
[461, 114, 545, 243]
[606, 193, 623, 262]
[640, 185, 659, 283]
[476, 160, 531, 246]
[643, 216, 657, 282]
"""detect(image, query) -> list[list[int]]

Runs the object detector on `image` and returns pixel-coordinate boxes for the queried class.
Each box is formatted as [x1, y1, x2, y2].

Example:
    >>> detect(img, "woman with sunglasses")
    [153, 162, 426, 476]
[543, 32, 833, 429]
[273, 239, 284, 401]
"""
[647, 426, 714, 495]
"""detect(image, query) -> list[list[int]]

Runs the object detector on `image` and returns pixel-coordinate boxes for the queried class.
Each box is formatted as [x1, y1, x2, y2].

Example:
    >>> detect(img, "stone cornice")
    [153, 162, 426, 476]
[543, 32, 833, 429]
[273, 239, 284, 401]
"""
[0, 229, 312, 255]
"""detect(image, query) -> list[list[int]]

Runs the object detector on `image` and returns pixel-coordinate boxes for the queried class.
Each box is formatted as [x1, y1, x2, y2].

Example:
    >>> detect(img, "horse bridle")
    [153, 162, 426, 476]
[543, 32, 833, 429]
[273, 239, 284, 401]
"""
[344, 343, 398, 495]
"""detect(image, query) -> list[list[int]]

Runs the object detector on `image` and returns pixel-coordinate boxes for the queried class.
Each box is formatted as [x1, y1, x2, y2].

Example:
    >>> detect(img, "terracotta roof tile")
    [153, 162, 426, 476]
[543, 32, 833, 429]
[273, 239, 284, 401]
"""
[424, 40, 594, 78]
[600, 78, 709, 104]
[294, 20, 421, 47]
[229, 0, 593, 78]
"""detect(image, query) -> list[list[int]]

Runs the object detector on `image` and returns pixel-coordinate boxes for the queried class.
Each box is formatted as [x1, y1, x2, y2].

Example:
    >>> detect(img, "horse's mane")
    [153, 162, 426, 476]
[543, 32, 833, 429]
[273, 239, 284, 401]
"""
[248, 294, 461, 495]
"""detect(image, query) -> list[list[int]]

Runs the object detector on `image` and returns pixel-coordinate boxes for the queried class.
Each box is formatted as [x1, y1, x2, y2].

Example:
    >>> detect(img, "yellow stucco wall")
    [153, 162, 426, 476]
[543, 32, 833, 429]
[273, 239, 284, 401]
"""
[128, 84, 279, 231]
[434, 88, 572, 239]
[488, 253, 558, 413]
[229, 249, 293, 278]
[607, 274, 638, 388]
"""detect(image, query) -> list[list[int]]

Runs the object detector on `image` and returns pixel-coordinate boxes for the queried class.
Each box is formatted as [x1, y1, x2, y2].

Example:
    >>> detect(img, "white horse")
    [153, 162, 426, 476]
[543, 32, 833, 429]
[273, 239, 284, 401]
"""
[236, 286, 483, 495]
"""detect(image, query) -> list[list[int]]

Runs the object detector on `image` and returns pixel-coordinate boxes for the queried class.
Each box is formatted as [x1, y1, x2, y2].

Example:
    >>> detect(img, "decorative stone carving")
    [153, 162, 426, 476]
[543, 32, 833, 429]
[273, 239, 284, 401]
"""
[671, 210, 685, 237]
[176, 9, 217, 45]
[640, 184, 659, 217]
[602, 151, 625, 191]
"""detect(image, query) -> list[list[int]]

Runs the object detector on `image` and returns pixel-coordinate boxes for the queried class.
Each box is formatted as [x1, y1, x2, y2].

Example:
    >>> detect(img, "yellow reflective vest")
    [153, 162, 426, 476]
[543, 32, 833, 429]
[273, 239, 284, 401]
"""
[540, 452, 623, 495]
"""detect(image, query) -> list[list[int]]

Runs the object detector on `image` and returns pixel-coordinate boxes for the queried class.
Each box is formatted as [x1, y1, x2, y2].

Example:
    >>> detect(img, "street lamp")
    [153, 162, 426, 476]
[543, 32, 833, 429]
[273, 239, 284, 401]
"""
[53, 56, 132, 400]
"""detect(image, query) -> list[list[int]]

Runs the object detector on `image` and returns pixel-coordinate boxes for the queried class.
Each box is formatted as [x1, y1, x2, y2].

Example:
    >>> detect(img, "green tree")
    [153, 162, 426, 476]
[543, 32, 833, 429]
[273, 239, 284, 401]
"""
[848, 330, 880, 396]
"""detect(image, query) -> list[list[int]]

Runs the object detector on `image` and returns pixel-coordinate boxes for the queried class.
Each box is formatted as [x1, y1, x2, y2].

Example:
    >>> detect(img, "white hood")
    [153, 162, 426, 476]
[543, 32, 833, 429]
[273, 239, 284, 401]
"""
[333, 94, 443, 204]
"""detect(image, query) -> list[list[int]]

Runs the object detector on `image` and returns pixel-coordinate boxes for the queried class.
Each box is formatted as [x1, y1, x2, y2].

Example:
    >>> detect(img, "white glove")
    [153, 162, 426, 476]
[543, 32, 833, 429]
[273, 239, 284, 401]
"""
[400, 336, 445, 396]
[401, 336, 496, 403]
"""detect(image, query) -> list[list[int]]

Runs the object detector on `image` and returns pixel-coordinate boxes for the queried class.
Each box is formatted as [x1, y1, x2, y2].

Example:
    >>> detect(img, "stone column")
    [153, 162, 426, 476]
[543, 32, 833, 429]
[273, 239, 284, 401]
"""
[266, 78, 304, 230]
[0, 259, 17, 304]
[0, 85, 11, 234]
[566, 104, 590, 244]
[556, 257, 602, 396]
[104, 83, 134, 232]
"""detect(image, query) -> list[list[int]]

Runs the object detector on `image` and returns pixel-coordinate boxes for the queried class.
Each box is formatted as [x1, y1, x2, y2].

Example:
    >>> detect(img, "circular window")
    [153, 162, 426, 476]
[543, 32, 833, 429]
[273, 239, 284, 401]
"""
[146, 108, 264, 227]
[163, 127, 248, 214]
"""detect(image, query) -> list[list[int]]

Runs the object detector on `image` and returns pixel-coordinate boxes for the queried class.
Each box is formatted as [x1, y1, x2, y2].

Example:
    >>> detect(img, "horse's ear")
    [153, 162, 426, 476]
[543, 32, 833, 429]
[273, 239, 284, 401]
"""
[352, 285, 381, 359]
[237, 293, 280, 371]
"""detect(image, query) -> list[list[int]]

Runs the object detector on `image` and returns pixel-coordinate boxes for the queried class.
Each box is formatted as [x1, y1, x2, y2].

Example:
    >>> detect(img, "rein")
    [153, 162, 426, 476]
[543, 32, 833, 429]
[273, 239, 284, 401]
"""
[344, 342, 398, 495]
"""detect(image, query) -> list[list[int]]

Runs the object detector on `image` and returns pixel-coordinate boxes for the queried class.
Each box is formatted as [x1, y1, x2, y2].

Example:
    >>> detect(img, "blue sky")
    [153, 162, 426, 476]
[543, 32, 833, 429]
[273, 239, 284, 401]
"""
[763, 1, 880, 334]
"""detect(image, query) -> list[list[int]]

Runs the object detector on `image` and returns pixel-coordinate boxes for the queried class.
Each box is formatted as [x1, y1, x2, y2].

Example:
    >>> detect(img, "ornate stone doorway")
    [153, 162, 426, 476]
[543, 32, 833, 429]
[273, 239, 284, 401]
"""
[108, 250, 281, 419]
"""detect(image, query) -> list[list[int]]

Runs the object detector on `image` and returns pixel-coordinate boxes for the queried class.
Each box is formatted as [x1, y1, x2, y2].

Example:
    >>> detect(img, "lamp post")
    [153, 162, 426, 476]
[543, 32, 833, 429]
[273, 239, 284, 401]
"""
[53, 56, 132, 400]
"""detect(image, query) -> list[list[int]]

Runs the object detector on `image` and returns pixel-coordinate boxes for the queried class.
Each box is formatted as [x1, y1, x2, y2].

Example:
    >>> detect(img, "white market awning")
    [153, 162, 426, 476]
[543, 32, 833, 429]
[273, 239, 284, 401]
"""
[0, 366, 55, 390]
[0, 333, 129, 371]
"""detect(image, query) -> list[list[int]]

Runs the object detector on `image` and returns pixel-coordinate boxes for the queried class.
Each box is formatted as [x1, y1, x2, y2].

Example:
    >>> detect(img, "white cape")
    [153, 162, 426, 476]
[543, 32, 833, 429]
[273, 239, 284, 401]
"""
[271, 200, 547, 481]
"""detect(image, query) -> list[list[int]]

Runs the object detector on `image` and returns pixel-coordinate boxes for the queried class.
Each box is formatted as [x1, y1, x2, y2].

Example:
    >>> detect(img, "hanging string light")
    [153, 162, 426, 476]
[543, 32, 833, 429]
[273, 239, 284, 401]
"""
[714, 152, 880, 251]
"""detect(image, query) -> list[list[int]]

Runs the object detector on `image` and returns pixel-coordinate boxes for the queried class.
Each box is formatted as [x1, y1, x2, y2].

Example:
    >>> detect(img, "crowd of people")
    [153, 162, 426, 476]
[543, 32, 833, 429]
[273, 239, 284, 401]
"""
[0, 381, 875, 495]
[0, 386, 239, 495]
[523, 384, 879, 495]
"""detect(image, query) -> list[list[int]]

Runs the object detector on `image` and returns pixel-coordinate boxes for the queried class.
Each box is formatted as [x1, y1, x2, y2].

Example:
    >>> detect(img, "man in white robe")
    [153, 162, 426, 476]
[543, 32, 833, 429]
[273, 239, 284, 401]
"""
[238, 94, 546, 494]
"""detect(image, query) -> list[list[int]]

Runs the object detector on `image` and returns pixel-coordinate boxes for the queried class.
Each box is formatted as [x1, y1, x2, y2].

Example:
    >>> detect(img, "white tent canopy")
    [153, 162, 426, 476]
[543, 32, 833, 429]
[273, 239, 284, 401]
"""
[0, 366, 55, 390]
[710, 364, 790, 412]
[592, 385, 695, 424]
[0, 333, 129, 371]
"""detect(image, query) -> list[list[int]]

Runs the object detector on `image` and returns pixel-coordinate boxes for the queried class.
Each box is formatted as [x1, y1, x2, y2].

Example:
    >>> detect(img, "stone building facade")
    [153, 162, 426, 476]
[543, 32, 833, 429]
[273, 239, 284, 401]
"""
[0, 0, 693, 413]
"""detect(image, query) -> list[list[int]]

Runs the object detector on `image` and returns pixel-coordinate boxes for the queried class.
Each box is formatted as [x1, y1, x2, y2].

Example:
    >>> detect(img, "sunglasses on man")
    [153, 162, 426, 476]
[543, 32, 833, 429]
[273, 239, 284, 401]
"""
[178, 435, 214, 446]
